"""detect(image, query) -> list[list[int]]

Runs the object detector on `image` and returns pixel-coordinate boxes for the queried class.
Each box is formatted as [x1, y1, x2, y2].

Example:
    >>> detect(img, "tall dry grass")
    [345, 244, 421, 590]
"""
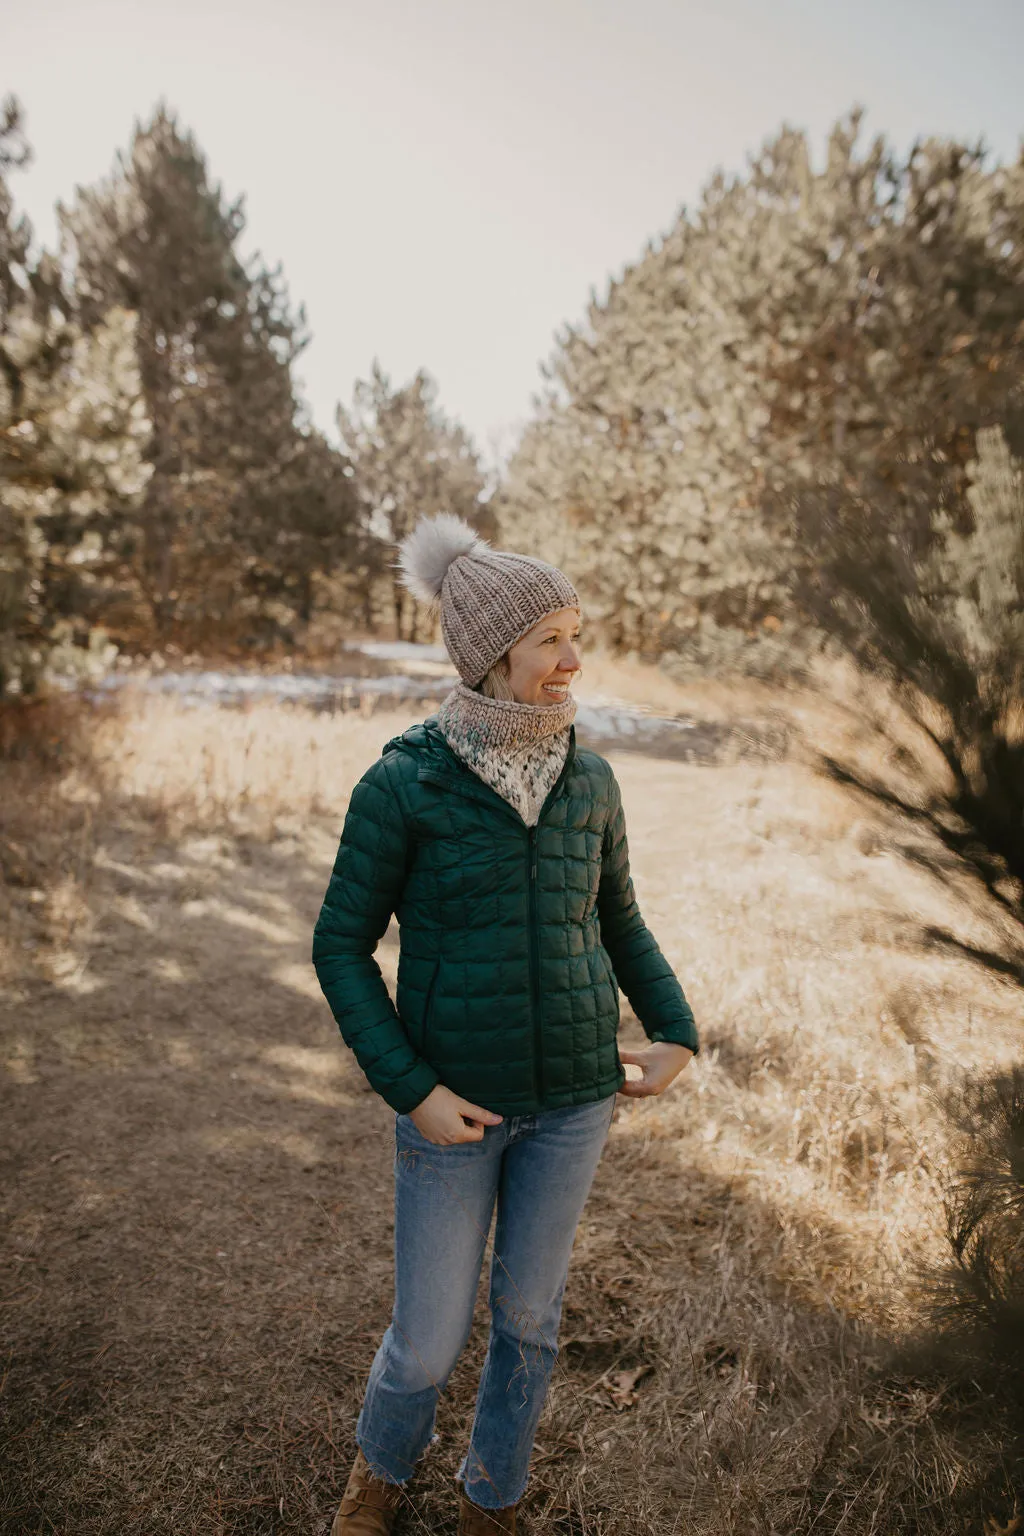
[89, 684, 383, 835]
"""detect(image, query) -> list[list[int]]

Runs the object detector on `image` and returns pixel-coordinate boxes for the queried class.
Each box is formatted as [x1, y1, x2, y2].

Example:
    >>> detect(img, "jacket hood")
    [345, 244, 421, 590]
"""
[381, 714, 446, 762]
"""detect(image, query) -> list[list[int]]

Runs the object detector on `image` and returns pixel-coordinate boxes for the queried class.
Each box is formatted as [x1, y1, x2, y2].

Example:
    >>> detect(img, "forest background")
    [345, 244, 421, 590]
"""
[4, 80, 1024, 887]
[4, 6, 1024, 1531]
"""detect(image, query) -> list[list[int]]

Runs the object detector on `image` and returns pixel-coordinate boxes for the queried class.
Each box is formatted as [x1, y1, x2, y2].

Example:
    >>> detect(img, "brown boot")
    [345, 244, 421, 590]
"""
[457, 1490, 519, 1534]
[330, 1447, 405, 1534]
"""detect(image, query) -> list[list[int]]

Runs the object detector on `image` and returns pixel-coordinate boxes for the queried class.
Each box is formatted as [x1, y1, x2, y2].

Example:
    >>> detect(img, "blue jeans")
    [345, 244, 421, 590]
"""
[355, 1094, 616, 1509]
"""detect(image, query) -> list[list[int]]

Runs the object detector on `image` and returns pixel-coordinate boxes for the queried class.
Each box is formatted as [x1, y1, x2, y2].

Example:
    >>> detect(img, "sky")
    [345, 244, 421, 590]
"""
[4, 0, 1023, 465]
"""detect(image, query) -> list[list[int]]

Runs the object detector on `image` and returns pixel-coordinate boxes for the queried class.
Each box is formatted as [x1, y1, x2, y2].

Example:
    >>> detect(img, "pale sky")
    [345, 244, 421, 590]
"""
[4, 0, 1022, 464]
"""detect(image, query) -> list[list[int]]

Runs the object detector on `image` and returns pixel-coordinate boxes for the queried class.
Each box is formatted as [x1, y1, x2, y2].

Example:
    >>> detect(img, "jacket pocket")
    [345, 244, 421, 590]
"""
[418, 957, 441, 1054]
[599, 944, 620, 1025]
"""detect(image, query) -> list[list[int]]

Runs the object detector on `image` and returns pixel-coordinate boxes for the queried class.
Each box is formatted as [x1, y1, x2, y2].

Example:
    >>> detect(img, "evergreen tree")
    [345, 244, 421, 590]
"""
[0, 97, 150, 698]
[242, 423, 372, 639]
[498, 113, 1024, 668]
[801, 422, 1024, 902]
[61, 105, 352, 643]
[337, 364, 488, 639]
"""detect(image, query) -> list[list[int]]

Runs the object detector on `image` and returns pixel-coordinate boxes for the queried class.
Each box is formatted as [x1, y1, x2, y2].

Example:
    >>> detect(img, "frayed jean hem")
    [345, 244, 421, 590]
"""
[456, 1460, 530, 1511]
[354, 1430, 415, 1487]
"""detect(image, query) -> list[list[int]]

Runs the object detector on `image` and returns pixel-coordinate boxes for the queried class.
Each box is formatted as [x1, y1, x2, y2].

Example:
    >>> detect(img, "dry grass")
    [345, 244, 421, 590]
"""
[91, 685, 381, 834]
[2, 659, 1023, 1534]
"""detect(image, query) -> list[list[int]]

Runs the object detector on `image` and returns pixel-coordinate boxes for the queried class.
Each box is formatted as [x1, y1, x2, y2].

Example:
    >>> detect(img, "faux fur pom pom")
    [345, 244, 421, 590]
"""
[394, 513, 489, 604]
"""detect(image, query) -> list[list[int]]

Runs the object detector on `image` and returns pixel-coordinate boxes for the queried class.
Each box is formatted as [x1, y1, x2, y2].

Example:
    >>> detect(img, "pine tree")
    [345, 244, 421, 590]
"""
[337, 365, 488, 639]
[498, 113, 1024, 670]
[800, 422, 1024, 902]
[61, 105, 351, 644]
[0, 97, 150, 698]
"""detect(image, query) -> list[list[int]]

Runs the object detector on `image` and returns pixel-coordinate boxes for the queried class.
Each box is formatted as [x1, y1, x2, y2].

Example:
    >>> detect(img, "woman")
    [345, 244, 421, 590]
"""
[312, 514, 698, 1535]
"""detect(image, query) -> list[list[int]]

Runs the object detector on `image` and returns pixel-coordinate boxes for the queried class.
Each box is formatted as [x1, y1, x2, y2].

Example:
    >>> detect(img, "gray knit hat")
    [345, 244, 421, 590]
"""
[394, 513, 580, 687]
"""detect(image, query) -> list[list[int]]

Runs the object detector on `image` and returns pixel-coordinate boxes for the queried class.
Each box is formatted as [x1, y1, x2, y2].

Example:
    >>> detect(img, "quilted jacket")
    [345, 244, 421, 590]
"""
[311, 715, 698, 1116]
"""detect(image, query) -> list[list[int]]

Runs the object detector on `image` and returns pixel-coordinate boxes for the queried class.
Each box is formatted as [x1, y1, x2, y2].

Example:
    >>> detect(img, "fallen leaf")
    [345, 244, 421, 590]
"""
[602, 1364, 653, 1411]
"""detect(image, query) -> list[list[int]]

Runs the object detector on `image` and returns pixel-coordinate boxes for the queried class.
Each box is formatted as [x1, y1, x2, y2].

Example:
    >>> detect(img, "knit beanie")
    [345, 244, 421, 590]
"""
[394, 513, 580, 687]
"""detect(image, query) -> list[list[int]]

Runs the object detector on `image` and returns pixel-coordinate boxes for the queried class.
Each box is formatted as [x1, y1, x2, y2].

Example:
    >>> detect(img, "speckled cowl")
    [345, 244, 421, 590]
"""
[435, 681, 576, 827]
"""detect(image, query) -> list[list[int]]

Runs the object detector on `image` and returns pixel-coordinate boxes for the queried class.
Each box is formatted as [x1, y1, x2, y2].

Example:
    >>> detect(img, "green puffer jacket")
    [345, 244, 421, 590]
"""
[311, 716, 698, 1116]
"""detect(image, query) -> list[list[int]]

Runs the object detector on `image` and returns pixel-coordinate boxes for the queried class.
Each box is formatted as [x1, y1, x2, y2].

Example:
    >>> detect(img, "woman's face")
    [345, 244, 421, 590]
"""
[506, 606, 583, 705]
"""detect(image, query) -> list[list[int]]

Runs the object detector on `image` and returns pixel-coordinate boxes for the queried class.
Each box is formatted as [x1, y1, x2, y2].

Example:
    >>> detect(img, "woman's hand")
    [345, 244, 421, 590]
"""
[408, 1084, 503, 1145]
[617, 1042, 695, 1098]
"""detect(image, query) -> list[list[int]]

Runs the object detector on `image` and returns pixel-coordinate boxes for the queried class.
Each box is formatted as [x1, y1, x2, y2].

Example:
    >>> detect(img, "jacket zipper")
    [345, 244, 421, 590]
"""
[527, 825, 543, 1100]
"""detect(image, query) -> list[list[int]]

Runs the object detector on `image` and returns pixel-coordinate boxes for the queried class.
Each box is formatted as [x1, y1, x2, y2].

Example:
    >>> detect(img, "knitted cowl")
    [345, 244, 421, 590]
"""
[435, 680, 577, 827]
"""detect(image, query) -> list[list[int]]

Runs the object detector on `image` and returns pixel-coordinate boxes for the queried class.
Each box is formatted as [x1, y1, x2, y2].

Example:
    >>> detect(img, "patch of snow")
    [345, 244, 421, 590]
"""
[90, 670, 453, 708]
[573, 702, 695, 743]
[344, 640, 452, 664]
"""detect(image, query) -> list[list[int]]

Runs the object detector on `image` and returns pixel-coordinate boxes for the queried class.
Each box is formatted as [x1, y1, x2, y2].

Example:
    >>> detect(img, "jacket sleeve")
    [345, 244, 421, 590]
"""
[597, 765, 699, 1054]
[311, 755, 441, 1113]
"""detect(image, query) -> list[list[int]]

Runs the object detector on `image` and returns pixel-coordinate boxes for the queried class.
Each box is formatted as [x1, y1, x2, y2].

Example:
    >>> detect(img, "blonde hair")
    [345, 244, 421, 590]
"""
[476, 653, 517, 702]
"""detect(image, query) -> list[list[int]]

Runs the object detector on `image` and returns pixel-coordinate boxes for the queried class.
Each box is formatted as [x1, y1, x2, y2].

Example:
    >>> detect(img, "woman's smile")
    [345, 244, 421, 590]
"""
[541, 678, 571, 698]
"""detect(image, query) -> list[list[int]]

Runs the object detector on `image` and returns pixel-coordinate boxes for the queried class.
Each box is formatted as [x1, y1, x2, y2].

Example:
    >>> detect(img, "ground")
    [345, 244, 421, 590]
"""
[1, 672, 1022, 1534]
